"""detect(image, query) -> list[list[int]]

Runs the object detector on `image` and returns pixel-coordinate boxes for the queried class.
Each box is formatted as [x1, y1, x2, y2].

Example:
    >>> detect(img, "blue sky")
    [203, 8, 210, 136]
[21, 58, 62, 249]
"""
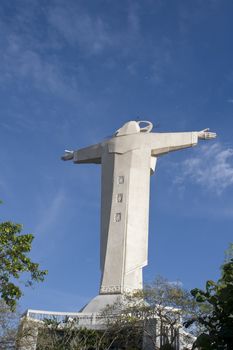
[0, 0, 233, 312]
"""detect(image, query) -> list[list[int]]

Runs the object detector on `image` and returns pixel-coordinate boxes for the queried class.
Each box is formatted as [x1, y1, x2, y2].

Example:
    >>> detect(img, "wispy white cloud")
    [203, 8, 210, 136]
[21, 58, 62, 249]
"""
[0, 1, 172, 94]
[227, 98, 233, 104]
[127, 3, 141, 37]
[35, 189, 66, 236]
[174, 143, 233, 195]
[1, 32, 78, 98]
[150, 43, 173, 85]
[48, 5, 112, 55]
[0, 1, 143, 97]
[48, 2, 143, 57]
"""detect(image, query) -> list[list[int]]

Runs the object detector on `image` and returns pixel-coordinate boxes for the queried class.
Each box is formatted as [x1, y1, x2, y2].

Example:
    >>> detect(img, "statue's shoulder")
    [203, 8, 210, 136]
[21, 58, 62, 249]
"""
[107, 134, 149, 154]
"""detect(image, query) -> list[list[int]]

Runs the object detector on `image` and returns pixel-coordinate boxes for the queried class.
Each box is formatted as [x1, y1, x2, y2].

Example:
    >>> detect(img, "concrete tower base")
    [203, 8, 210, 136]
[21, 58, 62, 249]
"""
[81, 294, 124, 313]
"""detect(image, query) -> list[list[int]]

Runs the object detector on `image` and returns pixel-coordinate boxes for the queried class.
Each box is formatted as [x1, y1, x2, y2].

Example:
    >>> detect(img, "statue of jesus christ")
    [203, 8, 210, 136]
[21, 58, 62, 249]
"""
[62, 120, 216, 312]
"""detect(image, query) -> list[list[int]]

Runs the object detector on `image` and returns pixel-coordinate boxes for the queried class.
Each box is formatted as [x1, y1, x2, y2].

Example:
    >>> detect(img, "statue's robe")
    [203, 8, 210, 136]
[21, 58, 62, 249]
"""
[73, 131, 198, 294]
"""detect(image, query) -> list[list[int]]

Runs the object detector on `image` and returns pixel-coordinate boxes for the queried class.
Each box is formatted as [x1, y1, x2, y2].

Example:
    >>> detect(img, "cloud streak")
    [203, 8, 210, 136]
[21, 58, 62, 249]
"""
[48, 5, 112, 55]
[174, 143, 233, 195]
[1, 31, 78, 98]
[35, 189, 66, 236]
[0, 0, 175, 97]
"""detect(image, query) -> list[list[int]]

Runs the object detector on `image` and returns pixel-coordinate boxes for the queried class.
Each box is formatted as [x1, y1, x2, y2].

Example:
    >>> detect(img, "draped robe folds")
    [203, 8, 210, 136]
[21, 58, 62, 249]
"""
[73, 131, 199, 294]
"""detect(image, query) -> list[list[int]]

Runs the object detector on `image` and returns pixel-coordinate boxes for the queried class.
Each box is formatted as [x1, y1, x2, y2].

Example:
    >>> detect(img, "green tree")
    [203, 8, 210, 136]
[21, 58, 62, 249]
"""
[185, 255, 233, 349]
[17, 277, 200, 350]
[0, 300, 19, 350]
[17, 317, 118, 350]
[102, 277, 202, 349]
[0, 219, 47, 310]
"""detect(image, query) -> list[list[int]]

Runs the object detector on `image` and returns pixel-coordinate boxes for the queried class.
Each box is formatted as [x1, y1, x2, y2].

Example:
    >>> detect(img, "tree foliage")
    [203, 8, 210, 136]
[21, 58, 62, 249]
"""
[185, 255, 233, 349]
[0, 300, 19, 350]
[16, 277, 200, 350]
[0, 219, 47, 310]
[17, 317, 119, 350]
[101, 277, 202, 349]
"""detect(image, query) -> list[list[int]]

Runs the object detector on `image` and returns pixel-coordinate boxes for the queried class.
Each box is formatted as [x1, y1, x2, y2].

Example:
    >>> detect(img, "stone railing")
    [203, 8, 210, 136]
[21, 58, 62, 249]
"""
[22, 309, 105, 329]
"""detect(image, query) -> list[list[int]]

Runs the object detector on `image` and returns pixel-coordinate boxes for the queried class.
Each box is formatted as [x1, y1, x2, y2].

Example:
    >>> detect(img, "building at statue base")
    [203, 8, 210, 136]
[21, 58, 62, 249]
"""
[17, 308, 195, 350]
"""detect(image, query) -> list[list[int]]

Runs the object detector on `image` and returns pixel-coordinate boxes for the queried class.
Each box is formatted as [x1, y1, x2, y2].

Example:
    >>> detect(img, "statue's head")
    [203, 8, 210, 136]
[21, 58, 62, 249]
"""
[115, 120, 153, 136]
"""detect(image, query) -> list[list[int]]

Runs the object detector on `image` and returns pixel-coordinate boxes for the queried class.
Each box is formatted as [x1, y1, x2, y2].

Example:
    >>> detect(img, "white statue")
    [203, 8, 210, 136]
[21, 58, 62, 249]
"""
[62, 121, 216, 312]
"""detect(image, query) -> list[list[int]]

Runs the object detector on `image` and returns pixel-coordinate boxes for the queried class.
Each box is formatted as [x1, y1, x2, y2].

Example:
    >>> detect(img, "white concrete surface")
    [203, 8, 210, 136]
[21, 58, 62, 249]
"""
[62, 121, 216, 312]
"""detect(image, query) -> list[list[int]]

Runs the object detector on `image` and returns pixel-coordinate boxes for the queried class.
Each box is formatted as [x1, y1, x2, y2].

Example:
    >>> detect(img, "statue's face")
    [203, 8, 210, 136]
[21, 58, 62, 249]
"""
[115, 121, 153, 136]
[115, 121, 140, 136]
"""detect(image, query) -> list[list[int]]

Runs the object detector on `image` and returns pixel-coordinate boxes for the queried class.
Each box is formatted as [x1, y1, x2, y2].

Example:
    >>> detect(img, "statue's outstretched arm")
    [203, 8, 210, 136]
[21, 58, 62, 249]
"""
[61, 143, 102, 164]
[150, 129, 216, 157]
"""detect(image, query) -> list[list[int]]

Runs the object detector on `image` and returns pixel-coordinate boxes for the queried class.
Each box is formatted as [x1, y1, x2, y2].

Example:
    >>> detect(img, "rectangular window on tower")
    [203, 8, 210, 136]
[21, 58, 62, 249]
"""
[116, 193, 123, 203]
[118, 176, 124, 184]
[114, 213, 121, 222]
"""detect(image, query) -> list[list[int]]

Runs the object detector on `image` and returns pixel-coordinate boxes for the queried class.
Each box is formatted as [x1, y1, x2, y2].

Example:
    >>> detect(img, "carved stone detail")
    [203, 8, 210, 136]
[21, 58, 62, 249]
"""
[117, 193, 123, 203]
[100, 285, 121, 294]
[118, 175, 124, 184]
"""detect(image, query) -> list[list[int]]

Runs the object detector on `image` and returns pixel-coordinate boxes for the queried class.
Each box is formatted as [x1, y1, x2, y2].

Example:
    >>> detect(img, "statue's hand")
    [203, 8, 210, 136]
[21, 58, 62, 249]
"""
[61, 150, 74, 161]
[198, 128, 217, 140]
